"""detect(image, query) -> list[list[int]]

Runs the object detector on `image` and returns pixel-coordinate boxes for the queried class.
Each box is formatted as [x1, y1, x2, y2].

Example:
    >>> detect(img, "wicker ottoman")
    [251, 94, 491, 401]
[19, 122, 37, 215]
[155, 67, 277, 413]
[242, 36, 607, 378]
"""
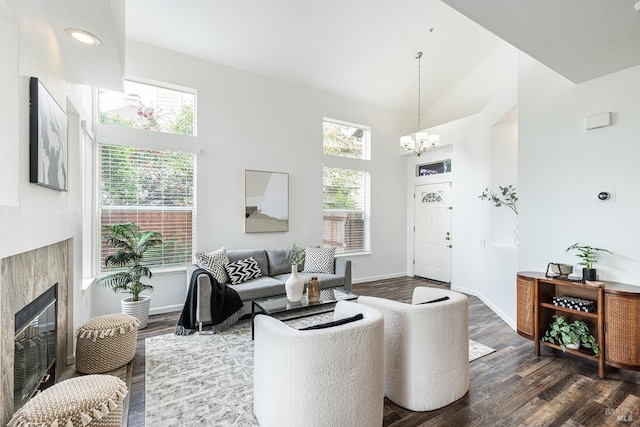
[75, 314, 140, 374]
[7, 374, 127, 427]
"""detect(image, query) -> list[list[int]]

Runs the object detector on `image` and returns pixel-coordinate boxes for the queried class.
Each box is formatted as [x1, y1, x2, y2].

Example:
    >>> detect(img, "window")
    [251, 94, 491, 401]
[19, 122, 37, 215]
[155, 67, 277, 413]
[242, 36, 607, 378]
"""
[322, 119, 369, 160]
[99, 144, 195, 270]
[323, 167, 370, 254]
[99, 80, 195, 135]
[417, 159, 451, 176]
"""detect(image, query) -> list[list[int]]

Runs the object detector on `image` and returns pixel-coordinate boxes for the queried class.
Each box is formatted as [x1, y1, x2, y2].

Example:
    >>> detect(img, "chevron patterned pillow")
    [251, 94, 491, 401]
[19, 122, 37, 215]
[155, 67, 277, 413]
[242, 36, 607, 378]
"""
[224, 256, 263, 285]
[195, 247, 230, 283]
[303, 246, 335, 274]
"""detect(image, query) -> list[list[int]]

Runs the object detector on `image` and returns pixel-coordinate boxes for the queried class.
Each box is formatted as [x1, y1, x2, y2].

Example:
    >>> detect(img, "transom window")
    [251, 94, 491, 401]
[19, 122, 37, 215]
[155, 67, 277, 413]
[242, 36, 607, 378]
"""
[322, 119, 370, 160]
[99, 80, 196, 136]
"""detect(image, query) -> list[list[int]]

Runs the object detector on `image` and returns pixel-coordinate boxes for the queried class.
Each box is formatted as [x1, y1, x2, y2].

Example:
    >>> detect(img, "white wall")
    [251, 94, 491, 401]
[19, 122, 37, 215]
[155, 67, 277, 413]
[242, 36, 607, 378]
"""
[406, 43, 519, 329]
[518, 55, 640, 285]
[90, 41, 410, 316]
[0, 0, 93, 362]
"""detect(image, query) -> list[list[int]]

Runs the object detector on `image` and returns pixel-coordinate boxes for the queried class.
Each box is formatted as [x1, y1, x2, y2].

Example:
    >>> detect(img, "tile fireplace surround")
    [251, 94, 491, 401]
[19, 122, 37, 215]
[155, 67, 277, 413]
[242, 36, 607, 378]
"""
[0, 240, 70, 426]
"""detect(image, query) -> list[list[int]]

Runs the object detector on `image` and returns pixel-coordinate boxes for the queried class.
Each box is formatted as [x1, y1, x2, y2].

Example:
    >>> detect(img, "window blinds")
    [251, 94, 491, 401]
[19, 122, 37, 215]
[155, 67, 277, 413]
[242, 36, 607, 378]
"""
[322, 167, 371, 254]
[99, 143, 195, 270]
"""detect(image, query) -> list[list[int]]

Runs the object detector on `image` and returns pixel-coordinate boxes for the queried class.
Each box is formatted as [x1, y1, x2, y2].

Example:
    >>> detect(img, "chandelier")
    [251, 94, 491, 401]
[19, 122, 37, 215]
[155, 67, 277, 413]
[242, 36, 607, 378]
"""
[400, 51, 439, 156]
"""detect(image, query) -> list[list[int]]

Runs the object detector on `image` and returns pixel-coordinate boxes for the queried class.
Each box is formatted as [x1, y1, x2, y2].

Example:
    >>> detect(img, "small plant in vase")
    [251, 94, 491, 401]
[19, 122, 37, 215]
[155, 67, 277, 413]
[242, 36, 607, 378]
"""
[479, 184, 519, 246]
[542, 315, 599, 356]
[565, 242, 612, 281]
[285, 243, 306, 302]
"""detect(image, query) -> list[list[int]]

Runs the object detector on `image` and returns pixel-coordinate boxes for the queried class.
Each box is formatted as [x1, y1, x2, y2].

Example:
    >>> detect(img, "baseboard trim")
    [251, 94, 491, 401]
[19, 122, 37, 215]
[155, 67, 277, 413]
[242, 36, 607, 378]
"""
[353, 272, 406, 284]
[150, 304, 183, 315]
[452, 285, 516, 331]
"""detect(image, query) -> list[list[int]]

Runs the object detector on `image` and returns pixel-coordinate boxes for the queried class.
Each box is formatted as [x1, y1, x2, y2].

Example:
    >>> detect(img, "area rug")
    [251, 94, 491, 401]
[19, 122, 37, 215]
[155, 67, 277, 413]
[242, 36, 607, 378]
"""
[145, 313, 495, 426]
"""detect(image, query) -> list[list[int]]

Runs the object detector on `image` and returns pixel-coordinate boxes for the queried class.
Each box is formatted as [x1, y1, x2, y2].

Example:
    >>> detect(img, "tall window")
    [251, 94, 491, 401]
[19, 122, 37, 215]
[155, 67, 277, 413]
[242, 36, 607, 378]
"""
[99, 80, 195, 135]
[99, 144, 195, 270]
[322, 118, 371, 255]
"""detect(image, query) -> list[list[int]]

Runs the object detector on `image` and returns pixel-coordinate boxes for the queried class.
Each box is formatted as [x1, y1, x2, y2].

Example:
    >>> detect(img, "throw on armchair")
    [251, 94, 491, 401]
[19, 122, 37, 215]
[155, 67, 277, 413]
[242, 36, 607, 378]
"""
[253, 301, 384, 427]
[358, 287, 469, 411]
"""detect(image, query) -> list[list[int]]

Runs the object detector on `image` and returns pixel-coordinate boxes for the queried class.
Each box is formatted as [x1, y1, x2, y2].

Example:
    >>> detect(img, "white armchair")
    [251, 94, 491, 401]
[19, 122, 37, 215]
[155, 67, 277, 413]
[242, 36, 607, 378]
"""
[253, 300, 384, 427]
[358, 287, 469, 411]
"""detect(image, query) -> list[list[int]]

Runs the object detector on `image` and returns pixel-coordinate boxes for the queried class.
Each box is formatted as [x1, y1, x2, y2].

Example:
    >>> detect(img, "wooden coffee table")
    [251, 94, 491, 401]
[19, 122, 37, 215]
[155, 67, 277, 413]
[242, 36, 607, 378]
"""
[251, 287, 358, 339]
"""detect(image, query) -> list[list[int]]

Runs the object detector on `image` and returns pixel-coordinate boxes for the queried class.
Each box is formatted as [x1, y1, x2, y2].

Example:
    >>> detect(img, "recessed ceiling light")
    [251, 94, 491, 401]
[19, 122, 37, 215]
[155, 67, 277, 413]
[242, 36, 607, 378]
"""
[65, 28, 101, 45]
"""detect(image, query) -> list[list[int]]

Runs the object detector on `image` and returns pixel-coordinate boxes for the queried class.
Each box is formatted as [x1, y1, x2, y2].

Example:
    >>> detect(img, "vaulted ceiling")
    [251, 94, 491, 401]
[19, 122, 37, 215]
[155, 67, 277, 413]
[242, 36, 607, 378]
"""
[6, 0, 640, 119]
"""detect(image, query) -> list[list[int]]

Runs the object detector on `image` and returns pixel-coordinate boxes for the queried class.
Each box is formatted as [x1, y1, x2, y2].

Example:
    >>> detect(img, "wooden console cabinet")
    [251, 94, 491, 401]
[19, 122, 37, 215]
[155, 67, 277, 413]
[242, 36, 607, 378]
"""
[517, 272, 640, 379]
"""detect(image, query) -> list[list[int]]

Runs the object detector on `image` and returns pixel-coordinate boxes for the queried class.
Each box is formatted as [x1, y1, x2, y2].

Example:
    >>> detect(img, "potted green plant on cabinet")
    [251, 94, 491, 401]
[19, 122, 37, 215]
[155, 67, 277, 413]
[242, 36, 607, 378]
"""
[97, 222, 163, 328]
[565, 242, 612, 281]
[542, 315, 600, 356]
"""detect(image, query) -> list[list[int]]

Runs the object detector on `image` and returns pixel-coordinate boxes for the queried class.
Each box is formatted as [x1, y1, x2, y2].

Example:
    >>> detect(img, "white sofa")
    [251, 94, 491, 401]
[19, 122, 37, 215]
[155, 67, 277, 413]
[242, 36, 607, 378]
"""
[253, 300, 384, 427]
[358, 287, 469, 411]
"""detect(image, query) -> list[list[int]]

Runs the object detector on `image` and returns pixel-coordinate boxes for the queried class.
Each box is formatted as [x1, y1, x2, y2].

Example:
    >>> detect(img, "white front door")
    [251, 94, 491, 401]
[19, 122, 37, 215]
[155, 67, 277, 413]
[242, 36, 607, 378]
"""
[414, 182, 452, 282]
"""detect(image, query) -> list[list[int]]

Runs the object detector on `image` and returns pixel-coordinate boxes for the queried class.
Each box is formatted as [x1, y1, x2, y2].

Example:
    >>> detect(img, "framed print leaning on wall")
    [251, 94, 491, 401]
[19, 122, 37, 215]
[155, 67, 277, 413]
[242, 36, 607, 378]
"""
[30, 77, 68, 191]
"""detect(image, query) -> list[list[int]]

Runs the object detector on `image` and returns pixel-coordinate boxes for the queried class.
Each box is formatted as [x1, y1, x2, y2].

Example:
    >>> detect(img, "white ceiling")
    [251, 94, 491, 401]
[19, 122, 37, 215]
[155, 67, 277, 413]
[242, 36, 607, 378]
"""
[5, 0, 125, 91]
[442, 0, 640, 84]
[124, 0, 503, 115]
[7, 0, 640, 118]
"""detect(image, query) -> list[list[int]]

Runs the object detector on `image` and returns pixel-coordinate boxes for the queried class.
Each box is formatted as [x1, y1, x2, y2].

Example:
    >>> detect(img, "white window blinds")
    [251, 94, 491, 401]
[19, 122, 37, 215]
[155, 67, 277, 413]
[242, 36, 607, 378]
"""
[322, 167, 371, 254]
[99, 143, 195, 270]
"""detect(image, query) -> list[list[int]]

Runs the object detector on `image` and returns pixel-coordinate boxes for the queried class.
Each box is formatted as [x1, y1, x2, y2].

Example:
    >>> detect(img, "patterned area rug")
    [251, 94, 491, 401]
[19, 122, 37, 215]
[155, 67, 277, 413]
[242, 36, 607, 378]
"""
[146, 313, 495, 426]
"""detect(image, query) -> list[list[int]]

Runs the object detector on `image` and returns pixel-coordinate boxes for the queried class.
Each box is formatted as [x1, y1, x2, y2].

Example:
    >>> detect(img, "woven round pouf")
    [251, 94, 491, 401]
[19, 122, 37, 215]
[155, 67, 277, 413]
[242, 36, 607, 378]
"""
[75, 313, 140, 374]
[7, 374, 127, 427]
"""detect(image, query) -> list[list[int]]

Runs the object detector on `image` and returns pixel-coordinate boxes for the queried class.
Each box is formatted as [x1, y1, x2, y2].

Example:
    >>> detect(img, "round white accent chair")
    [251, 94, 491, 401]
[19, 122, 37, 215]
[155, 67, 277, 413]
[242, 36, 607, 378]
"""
[253, 300, 384, 427]
[358, 287, 469, 412]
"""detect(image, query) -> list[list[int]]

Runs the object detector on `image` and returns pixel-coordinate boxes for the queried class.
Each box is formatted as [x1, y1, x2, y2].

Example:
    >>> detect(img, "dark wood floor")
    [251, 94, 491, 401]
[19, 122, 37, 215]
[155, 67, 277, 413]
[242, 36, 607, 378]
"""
[128, 277, 640, 426]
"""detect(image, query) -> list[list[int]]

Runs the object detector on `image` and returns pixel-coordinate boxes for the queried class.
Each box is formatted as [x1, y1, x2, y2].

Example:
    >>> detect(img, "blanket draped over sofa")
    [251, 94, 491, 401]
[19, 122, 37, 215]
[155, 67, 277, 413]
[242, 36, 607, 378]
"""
[175, 268, 244, 335]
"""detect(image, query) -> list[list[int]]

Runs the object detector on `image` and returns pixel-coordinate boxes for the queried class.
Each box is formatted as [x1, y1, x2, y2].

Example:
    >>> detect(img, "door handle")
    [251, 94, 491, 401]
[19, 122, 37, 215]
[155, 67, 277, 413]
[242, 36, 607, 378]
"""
[445, 236, 450, 240]
[447, 245, 452, 248]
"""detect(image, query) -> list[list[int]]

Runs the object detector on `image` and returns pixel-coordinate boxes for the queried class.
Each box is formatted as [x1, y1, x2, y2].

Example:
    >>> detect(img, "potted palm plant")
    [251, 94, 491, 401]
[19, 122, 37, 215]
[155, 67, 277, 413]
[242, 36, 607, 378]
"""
[565, 242, 612, 281]
[97, 222, 163, 328]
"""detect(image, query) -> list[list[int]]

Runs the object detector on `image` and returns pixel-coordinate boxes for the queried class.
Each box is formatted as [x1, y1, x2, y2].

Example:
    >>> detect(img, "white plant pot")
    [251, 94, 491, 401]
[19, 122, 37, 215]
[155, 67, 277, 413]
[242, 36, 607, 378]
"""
[285, 265, 304, 302]
[566, 341, 580, 350]
[121, 295, 151, 329]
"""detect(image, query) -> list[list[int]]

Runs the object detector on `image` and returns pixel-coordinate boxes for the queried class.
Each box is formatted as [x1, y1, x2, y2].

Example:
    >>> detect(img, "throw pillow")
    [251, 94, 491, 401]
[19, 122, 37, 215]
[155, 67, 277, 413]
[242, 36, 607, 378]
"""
[224, 257, 263, 285]
[195, 247, 229, 283]
[303, 246, 335, 274]
[299, 313, 364, 330]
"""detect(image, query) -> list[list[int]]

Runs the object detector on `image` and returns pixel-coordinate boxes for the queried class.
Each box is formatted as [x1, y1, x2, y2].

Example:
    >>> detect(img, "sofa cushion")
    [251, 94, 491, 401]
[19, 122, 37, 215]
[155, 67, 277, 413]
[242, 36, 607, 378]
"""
[273, 273, 345, 290]
[195, 247, 229, 283]
[303, 247, 336, 274]
[231, 276, 286, 301]
[227, 249, 269, 276]
[266, 248, 293, 276]
[225, 257, 263, 285]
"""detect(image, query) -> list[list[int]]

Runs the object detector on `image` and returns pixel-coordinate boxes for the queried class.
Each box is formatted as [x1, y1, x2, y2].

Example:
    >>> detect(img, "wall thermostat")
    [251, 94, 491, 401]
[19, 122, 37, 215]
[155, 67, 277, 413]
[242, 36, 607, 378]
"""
[596, 190, 615, 202]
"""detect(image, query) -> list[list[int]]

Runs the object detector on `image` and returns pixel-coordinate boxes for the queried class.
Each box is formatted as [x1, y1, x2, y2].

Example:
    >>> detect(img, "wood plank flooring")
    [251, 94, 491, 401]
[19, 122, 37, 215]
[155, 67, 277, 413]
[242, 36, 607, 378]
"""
[128, 277, 640, 426]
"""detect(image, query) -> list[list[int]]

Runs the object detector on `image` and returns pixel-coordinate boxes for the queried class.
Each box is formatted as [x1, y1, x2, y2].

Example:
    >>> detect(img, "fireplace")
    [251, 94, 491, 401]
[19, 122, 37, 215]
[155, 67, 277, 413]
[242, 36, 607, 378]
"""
[13, 284, 57, 411]
[1, 240, 70, 425]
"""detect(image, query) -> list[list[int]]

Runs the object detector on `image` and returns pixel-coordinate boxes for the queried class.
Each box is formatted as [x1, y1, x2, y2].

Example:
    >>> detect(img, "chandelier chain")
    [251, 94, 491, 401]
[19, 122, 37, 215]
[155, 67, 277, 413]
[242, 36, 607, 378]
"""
[416, 51, 422, 132]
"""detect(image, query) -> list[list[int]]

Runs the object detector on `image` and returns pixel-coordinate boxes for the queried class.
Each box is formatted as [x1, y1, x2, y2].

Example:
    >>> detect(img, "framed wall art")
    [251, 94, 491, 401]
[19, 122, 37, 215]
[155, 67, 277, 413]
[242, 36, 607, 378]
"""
[30, 77, 68, 191]
[245, 169, 289, 232]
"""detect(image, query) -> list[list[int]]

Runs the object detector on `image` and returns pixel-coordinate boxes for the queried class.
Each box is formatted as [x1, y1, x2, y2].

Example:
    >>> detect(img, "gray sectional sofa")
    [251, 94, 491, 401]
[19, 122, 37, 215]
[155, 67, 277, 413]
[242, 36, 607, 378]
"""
[190, 248, 352, 331]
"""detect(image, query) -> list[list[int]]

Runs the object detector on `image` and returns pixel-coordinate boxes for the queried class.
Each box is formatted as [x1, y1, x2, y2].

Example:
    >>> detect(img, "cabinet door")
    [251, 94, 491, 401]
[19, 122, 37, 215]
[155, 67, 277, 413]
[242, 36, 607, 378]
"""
[516, 276, 535, 340]
[604, 293, 640, 369]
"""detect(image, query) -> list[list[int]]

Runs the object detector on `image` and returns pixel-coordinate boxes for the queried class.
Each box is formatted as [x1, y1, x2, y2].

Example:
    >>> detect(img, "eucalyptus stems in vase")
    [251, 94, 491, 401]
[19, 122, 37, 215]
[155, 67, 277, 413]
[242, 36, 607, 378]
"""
[479, 184, 519, 246]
